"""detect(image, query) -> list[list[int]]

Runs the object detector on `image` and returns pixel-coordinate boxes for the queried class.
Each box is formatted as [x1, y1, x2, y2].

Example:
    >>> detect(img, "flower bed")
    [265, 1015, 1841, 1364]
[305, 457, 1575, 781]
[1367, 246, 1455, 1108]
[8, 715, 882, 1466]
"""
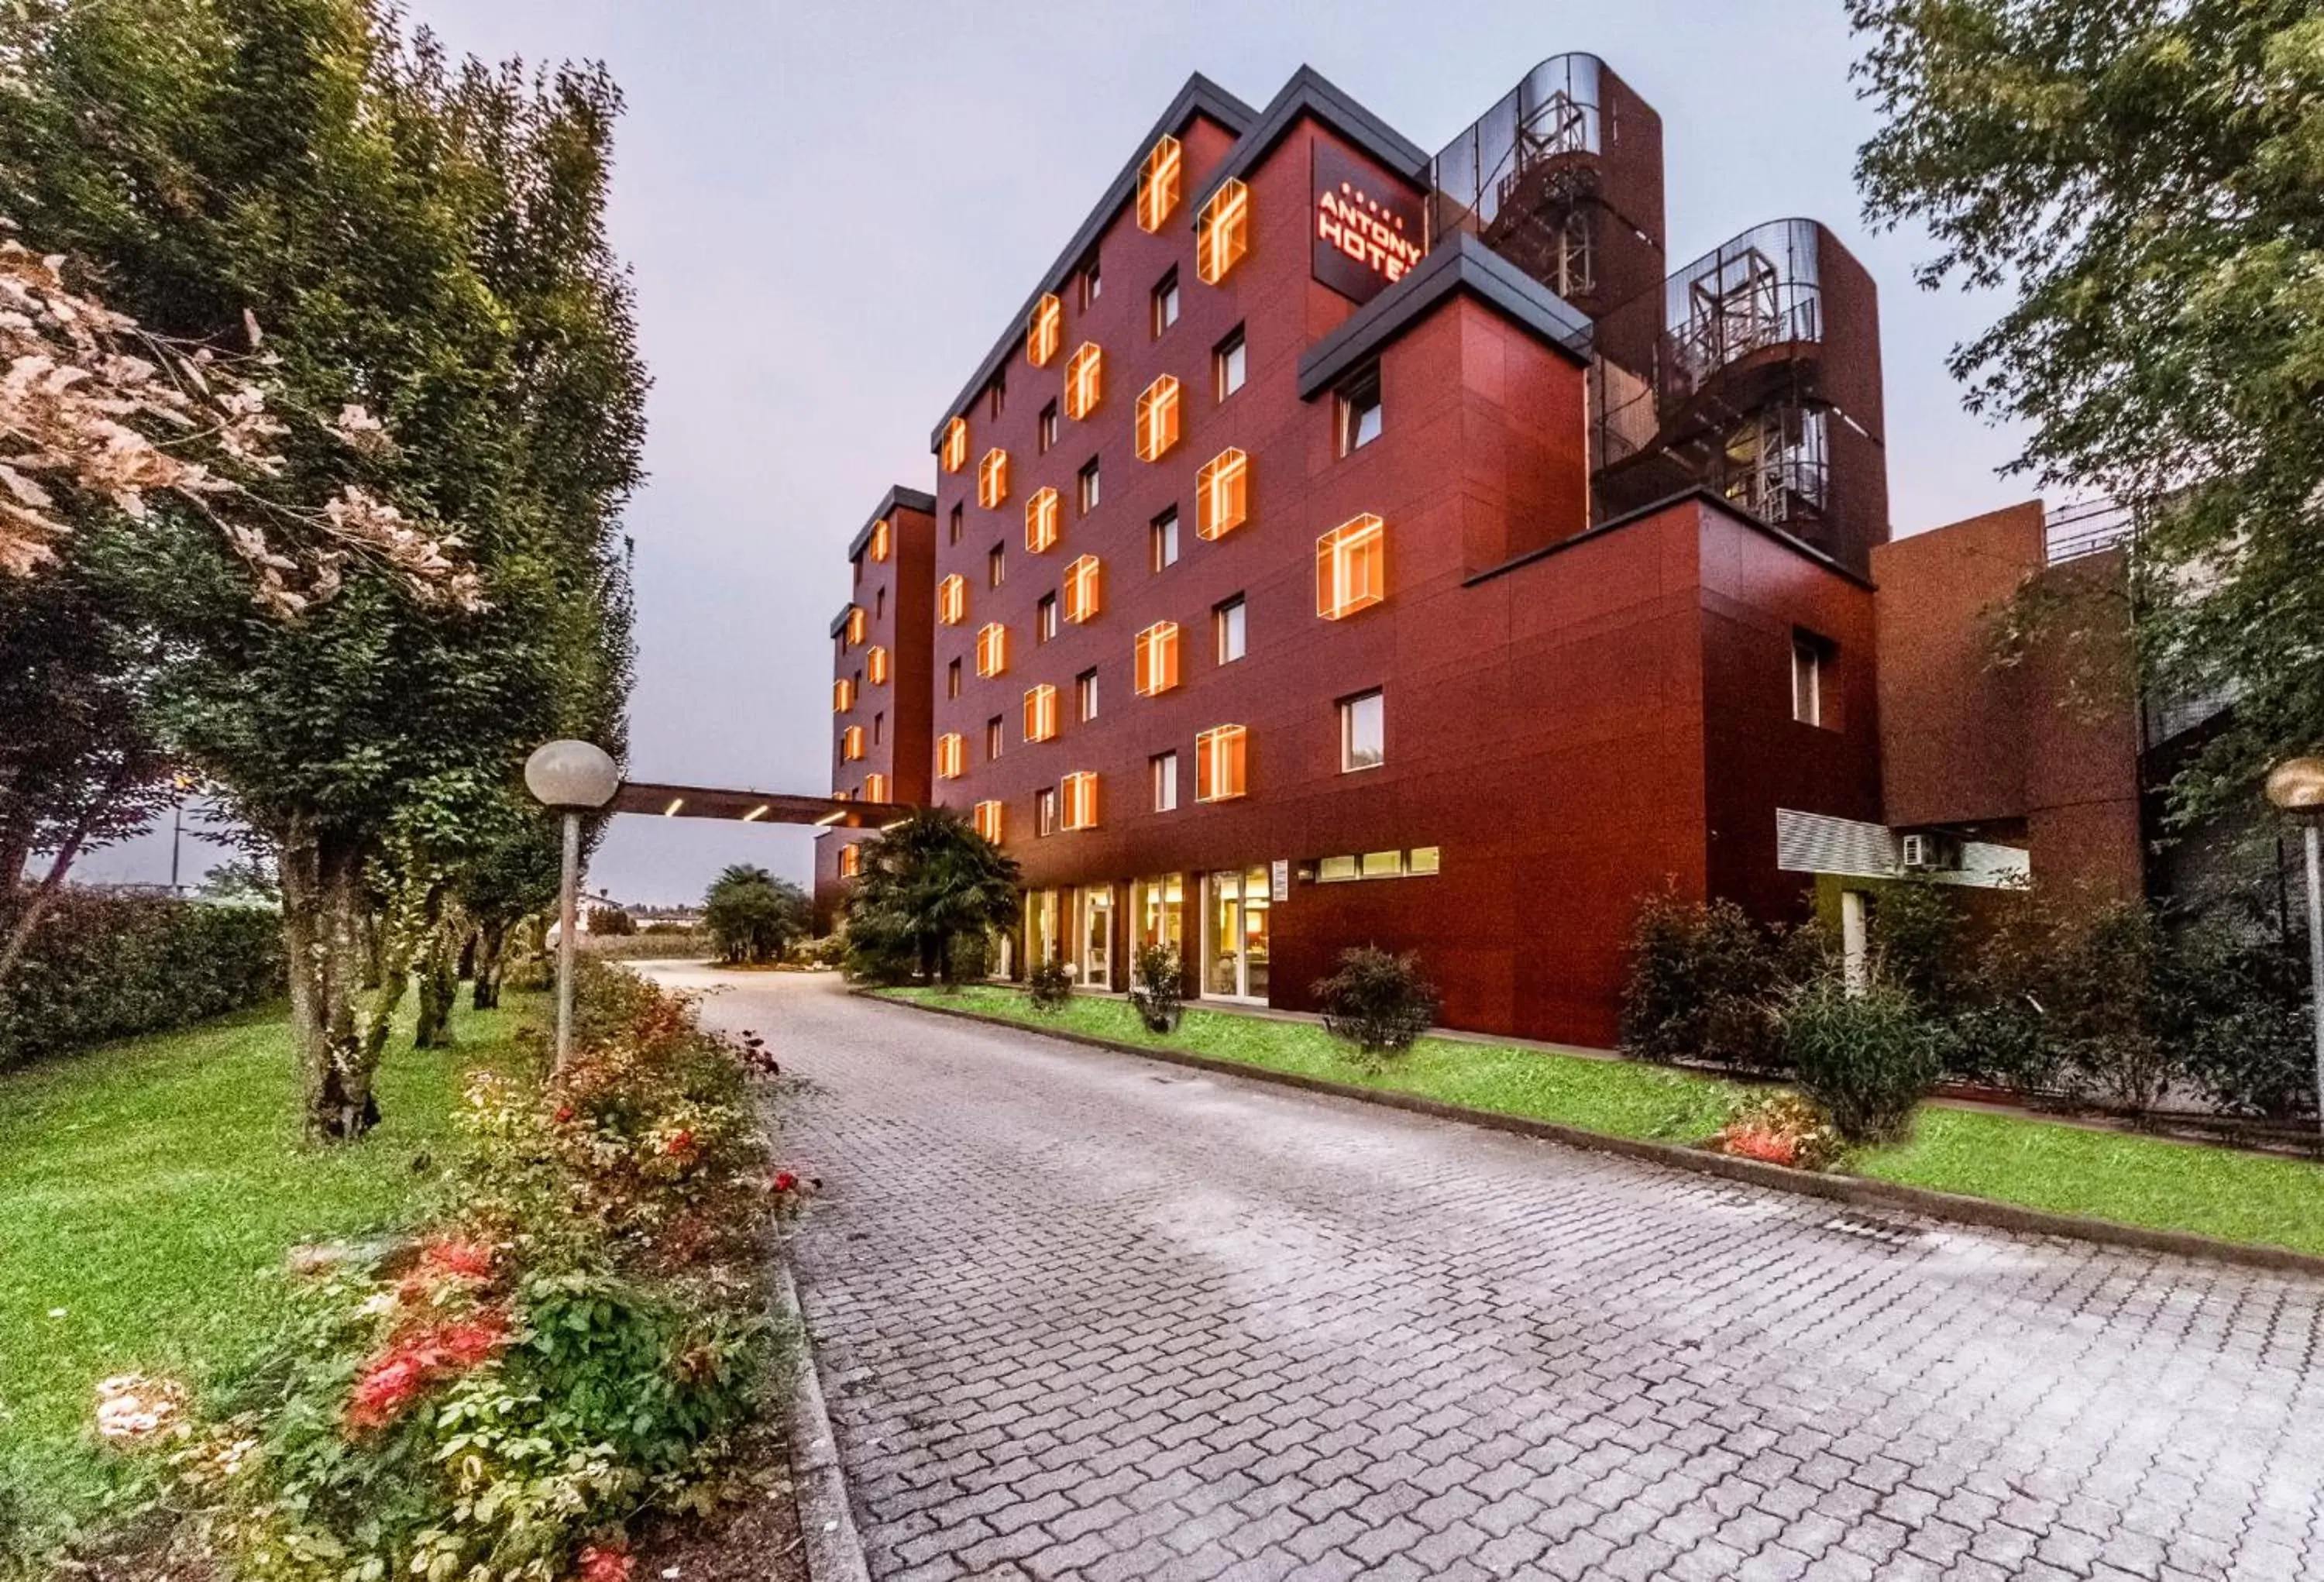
[123, 963, 801, 1582]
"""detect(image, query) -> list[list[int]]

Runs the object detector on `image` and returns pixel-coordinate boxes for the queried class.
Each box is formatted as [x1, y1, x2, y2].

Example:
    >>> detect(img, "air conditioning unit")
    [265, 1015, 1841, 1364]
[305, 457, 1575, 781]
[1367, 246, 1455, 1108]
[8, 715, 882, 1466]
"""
[1898, 831, 1963, 873]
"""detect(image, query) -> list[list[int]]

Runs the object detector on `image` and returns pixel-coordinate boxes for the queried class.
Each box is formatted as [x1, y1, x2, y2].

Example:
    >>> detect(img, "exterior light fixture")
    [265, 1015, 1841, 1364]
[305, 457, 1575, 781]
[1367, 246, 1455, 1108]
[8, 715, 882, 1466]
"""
[522, 739, 621, 1074]
[662, 797, 685, 817]
[743, 804, 769, 822]
[813, 808, 848, 827]
[2265, 756, 2324, 1141]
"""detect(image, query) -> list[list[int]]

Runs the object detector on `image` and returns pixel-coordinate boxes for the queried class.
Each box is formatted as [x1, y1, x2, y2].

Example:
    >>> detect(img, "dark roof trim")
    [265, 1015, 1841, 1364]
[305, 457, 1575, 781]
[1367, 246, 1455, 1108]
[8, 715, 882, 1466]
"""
[1297, 233, 1593, 399]
[1462, 487, 1878, 593]
[1189, 65, 1431, 213]
[927, 73, 1257, 452]
[847, 485, 938, 560]
[827, 604, 858, 639]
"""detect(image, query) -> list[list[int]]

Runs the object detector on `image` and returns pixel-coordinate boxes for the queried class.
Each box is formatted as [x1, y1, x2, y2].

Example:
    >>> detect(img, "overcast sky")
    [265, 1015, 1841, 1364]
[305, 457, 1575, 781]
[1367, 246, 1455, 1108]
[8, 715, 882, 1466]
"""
[85, 0, 2034, 904]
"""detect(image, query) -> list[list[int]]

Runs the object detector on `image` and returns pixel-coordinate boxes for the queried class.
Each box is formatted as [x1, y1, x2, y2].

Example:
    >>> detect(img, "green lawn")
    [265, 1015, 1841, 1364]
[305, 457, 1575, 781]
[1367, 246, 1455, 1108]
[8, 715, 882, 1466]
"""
[885, 985, 2324, 1257]
[0, 995, 538, 1553]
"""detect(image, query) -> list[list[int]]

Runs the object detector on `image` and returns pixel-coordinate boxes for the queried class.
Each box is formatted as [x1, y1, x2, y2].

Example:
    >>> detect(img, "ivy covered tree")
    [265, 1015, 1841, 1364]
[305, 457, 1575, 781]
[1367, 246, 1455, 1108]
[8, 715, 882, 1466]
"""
[0, 0, 644, 1137]
[1848, 0, 2324, 815]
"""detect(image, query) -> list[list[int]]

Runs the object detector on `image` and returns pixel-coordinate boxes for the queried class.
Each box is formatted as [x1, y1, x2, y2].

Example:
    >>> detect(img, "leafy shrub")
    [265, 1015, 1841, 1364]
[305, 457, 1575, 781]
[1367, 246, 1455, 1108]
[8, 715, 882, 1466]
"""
[1314, 946, 1439, 1069]
[1781, 976, 1948, 1143]
[1129, 942, 1184, 1033]
[1026, 954, 1073, 1013]
[944, 931, 989, 991]
[587, 905, 637, 936]
[1866, 877, 1967, 1007]
[1620, 892, 1813, 1073]
[0, 893, 283, 1068]
[786, 934, 847, 969]
[1713, 1091, 1848, 1171]
[579, 929, 710, 962]
[171, 963, 788, 1582]
[702, 865, 810, 965]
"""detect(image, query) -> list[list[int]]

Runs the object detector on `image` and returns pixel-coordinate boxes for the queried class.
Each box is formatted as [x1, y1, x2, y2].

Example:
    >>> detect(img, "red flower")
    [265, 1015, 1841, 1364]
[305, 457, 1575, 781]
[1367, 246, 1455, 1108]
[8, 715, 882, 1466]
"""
[1722, 1126, 1799, 1168]
[663, 1128, 696, 1157]
[771, 1170, 798, 1193]
[345, 1307, 513, 1432]
[421, 1238, 495, 1282]
[554, 1104, 576, 1123]
[576, 1545, 633, 1582]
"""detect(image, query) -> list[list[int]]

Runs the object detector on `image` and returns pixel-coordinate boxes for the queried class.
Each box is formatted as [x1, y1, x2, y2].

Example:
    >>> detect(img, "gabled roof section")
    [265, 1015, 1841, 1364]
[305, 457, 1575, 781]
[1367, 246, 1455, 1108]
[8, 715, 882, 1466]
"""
[847, 485, 938, 561]
[1296, 232, 1594, 400]
[1188, 64, 1431, 212]
[927, 73, 1257, 452]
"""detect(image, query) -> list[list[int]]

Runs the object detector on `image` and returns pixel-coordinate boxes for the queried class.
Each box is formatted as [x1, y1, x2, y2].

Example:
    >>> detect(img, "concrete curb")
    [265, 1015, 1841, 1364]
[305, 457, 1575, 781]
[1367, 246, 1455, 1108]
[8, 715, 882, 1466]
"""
[868, 989, 2324, 1281]
[771, 1247, 871, 1582]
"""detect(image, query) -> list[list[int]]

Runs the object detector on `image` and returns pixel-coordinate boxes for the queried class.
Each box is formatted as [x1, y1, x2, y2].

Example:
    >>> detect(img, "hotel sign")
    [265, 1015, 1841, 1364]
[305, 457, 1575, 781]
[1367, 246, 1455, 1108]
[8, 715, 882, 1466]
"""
[1312, 141, 1425, 304]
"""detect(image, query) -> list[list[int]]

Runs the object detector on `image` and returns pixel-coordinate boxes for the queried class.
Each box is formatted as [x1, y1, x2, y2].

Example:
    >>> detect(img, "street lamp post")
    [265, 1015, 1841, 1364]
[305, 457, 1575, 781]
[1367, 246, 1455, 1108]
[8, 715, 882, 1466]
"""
[524, 740, 621, 1073]
[2264, 757, 2324, 1147]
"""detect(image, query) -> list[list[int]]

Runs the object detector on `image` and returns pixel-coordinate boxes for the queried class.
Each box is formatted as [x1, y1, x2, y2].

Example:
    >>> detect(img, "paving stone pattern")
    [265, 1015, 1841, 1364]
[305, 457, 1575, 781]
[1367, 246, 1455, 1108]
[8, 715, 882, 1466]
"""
[666, 970, 2324, 1582]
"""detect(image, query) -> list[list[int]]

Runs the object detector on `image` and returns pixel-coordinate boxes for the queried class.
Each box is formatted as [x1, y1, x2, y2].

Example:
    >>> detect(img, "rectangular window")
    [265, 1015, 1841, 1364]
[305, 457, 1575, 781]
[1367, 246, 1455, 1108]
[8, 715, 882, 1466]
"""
[1409, 845, 1441, 875]
[1316, 855, 1358, 883]
[1793, 634, 1831, 727]
[978, 446, 1009, 507]
[867, 645, 889, 685]
[841, 724, 864, 761]
[987, 543, 1006, 589]
[1360, 850, 1401, 879]
[1133, 374, 1181, 462]
[938, 573, 967, 624]
[867, 774, 889, 803]
[949, 502, 963, 544]
[838, 843, 861, 879]
[875, 586, 885, 621]
[1026, 486, 1060, 552]
[851, 553, 861, 588]
[975, 621, 1008, 678]
[833, 677, 854, 713]
[1195, 449, 1250, 538]
[1133, 621, 1181, 696]
[1150, 507, 1180, 569]
[1196, 177, 1250, 284]
[1064, 554, 1102, 624]
[1078, 456, 1102, 515]
[1064, 342, 1102, 420]
[1078, 257, 1102, 309]
[869, 518, 891, 562]
[947, 658, 962, 700]
[941, 416, 968, 473]
[1195, 724, 1247, 802]
[845, 606, 865, 645]
[1136, 134, 1181, 232]
[988, 373, 1006, 421]
[1076, 667, 1098, 722]
[1213, 595, 1246, 664]
[1038, 401, 1057, 453]
[1317, 514, 1387, 620]
[974, 800, 1004, 842]
[1151, 269, 1180, 336]
[1036, 593, 1058, 643]
[937, 732, 966, 779]
[1023, 683, 1058, 743]
[872, 710, 883, 745]
[1338, 366, 1383, 453]
[1061, 771, 1098, 831]
[1037, 786, 1060, 836]
[1026, 292, 1062, 366]
[1150, 751, 1179, 812]
[1340, 689, 1384, 772]
[1214, 326, 1246, 399]
[985, 715, 1004, 759]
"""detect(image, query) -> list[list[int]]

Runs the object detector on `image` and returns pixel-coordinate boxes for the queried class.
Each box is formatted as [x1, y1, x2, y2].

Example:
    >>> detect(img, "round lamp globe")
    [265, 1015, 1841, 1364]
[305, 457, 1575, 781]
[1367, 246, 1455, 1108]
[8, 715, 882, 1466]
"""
[524, 740, 621, 811]
[2264, 757, 2324, 816]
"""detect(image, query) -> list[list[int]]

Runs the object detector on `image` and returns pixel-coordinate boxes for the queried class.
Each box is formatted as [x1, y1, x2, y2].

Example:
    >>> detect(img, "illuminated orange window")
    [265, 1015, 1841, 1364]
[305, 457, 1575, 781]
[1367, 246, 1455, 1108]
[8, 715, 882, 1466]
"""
[1026, 487, 1060, 552]
[864, 772, 889, 802]
[978, 448, 1009, 508]
[1133, 375, 1181, 462]
[975, 622, 1009, 678]
[1026, 292, 1062, 366]
[1137, 134, 1183, 232]
[841, 725, 865, 762]
[937, 573, 967, 624]
[1195, 449, 1250, 539]
[1061, 771, 1099, 831]
[869, 518, 892, 562]
[941, 417, 968, 473]
[973, 800, 1004, 842]
[1023, 683, 1058, 743]
[838, 844, 861, 879]
[845, 605, 867, 645]
[867, 645, 889, 685]
[1063, 342, 1103, 421]
[1133, 621, 1181, 696]
[937, 733, 966, 779]
[1063, 555, 1102, 624]
[1318, 514, 1387, 619]
[1195, 724, 1247, 802]
[833, 677, 854, 713]
[1196, 178, 1250, 284]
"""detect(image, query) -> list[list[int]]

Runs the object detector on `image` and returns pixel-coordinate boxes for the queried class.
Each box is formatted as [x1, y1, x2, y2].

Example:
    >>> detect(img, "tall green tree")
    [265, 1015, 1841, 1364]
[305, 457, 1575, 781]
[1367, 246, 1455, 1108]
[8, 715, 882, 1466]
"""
[1848, 1, 2324, 816]
[703, 864, 810, 966]
[842, 809, 1021, 983]
[0, 0, 644, 1136]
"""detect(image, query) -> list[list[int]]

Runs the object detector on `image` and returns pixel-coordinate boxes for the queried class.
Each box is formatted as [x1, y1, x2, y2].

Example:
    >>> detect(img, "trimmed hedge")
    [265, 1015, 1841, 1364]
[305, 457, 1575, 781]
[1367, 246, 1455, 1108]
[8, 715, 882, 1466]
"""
[0, 892, 284, 1068]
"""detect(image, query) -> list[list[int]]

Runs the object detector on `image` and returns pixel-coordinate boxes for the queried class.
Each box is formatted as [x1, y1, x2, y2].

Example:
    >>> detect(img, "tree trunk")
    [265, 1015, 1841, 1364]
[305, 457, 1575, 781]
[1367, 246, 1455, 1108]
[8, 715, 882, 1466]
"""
[0, 761, 132, 994]
[413, 889, 459, 1049]
[279, 823, 425, 1141]
[471, 920, 504, 1010]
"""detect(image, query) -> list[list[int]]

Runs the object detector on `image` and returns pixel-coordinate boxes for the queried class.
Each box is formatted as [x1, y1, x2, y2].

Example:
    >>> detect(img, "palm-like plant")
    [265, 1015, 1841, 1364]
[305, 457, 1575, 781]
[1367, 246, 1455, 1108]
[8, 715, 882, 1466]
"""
[842, 809, 1020, 982]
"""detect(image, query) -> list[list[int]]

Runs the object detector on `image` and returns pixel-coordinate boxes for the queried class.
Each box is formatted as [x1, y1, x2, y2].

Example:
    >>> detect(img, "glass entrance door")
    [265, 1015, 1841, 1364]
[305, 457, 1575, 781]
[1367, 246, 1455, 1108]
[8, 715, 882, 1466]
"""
[1079, 885, 1114, 990]
[1202, 867, 1273, 1002]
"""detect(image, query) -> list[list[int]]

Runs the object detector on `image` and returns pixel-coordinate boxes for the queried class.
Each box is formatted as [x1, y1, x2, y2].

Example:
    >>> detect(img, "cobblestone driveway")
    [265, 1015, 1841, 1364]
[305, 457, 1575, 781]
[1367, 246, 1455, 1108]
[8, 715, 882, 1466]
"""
[661, 968, 2324, 1582]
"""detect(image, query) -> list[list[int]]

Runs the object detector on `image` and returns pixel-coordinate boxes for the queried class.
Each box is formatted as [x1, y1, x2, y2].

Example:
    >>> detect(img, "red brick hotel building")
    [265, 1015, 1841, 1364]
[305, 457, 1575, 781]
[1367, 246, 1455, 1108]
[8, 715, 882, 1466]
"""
[815, 57, 2141, 1047]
